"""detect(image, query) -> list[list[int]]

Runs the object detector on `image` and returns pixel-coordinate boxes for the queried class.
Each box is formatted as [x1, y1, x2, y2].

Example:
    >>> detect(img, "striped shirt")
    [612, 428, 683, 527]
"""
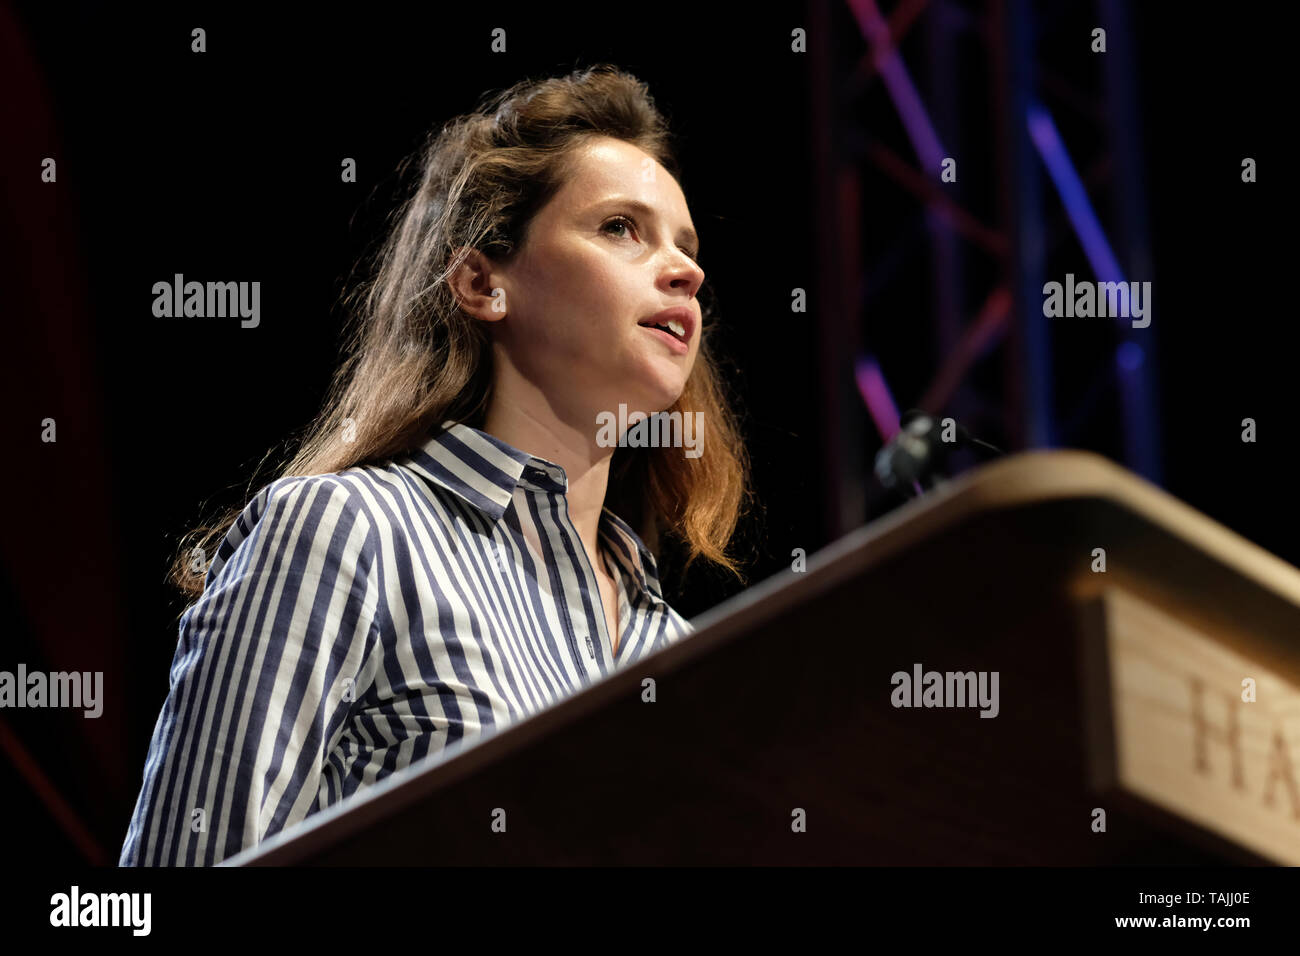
[119, 419, 695, 866]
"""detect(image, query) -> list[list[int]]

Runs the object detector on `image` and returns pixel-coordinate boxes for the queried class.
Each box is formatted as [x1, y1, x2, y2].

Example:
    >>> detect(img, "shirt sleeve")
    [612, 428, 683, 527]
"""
[119, 474, 382, 866]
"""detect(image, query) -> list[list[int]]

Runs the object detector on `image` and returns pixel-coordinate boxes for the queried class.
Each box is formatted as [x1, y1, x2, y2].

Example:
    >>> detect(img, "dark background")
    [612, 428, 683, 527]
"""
[1, 0, 1292, 865]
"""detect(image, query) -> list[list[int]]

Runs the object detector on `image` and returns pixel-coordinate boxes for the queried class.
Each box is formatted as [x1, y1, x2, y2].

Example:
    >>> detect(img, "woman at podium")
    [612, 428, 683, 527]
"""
[119, 64, 752, 866]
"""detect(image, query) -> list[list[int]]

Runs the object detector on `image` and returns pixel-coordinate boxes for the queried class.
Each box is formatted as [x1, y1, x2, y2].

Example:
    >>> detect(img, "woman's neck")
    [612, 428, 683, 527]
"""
[482, 395, 613, 568]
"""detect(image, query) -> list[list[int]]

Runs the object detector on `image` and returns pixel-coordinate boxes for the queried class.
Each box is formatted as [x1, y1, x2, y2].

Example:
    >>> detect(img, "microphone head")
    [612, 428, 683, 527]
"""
[875, 420, 939, 490]
[875, 410, 1004, 494]
[899, 408, 930, 430]
[901, 409, 979, 445]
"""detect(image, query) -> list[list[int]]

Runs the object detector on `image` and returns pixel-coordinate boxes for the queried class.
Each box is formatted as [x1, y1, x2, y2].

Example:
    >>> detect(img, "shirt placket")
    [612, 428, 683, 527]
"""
[611, 558, 633, 665]
[576, 538, 614, 676]
[530, 466, 611, 679]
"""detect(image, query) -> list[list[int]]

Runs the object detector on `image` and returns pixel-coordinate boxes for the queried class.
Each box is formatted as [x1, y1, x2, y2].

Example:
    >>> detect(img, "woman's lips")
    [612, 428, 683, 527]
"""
[641, 324, 689, 355]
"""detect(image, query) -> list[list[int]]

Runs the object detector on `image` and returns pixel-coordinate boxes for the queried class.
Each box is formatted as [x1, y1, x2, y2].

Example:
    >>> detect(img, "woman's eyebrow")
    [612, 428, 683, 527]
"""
[591, 197, 699, 250]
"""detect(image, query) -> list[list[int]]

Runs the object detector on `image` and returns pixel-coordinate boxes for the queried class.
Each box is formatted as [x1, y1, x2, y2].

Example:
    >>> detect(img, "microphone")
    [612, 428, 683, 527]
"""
[874, 410, 1004, 496]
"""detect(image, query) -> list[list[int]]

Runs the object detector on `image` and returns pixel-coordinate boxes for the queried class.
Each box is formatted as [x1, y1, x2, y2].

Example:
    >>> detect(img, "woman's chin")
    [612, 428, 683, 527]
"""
[640, 384, 686, 415]
[631, 368, 688, 411]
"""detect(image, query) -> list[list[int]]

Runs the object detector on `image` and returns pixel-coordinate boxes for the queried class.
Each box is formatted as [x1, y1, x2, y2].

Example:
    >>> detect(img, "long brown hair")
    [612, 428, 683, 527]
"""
[170, 64, 755, 602]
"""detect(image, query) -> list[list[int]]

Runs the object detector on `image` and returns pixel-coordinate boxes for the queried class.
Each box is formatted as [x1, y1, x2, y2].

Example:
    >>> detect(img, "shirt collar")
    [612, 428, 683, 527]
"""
[403, 420, 665, 598]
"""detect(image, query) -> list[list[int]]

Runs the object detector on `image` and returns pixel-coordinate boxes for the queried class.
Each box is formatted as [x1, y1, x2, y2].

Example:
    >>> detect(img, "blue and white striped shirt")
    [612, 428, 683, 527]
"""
[120, 419, 694, 865]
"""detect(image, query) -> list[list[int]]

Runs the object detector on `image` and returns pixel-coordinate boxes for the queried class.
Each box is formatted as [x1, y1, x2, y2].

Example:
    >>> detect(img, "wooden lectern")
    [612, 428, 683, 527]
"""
[227, 451, 1300, 865]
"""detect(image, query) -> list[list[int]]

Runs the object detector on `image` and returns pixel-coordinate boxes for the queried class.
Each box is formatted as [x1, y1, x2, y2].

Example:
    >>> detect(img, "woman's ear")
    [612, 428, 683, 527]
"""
[448, 246, 510, 322]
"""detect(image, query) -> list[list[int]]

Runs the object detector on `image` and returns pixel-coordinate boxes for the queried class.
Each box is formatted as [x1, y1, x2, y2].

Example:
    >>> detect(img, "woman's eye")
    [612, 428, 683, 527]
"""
[602, 215, 699, 264]
[603, 215, 635, 239]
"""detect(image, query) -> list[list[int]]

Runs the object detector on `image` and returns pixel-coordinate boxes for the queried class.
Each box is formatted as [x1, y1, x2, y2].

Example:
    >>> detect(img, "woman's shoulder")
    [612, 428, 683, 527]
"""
[245, 471, 380, 525]
[213, 457, 462, 578]
[211, 472, 384, 571]
[257, 458, 466, 537]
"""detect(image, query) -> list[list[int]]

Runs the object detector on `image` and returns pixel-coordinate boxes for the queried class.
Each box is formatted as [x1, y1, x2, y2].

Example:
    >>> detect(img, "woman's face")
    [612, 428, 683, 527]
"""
[485, 135, 706, 430]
